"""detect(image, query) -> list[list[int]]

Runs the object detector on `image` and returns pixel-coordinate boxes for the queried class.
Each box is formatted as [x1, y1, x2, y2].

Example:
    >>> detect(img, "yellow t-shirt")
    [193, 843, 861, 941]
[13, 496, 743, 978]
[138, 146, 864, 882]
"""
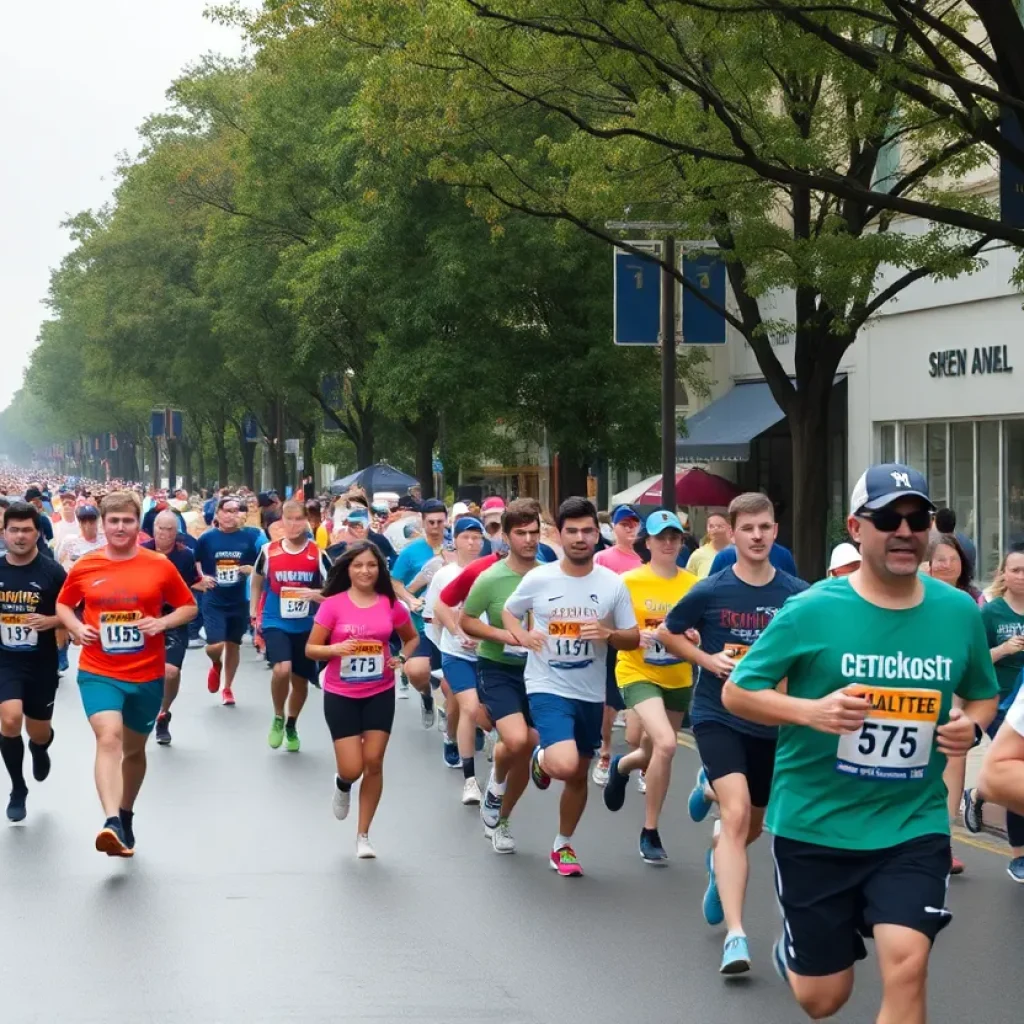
[616, 564, 698, 690]
[685, 543, 717, 579]
[315, 524, 330, 550]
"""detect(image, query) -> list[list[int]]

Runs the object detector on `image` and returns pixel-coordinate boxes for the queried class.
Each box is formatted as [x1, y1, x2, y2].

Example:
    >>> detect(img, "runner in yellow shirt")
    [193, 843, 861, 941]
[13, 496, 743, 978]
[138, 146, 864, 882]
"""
[602, 510, 699, 863]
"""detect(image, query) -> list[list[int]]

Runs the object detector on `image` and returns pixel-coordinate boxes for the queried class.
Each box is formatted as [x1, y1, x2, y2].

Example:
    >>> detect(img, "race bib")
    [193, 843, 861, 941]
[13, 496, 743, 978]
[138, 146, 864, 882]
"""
[280, 587, 310, 620]
[642, 617, 681, 666]
[0, 614, 38, 651]
[836, 685, 941, 781]
[724, 643, 750, 661]
[215, 559, 240, 585]
[99, 611, 144, 655]
[341, 640, 385, 684]
[504, 612, 530, 660]
[548, 620, 593, 668]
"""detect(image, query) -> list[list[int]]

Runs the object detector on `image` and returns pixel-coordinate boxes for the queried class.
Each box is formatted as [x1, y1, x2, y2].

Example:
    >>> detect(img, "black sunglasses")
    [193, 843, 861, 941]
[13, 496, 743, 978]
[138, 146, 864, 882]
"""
[857, 507, 933, 533]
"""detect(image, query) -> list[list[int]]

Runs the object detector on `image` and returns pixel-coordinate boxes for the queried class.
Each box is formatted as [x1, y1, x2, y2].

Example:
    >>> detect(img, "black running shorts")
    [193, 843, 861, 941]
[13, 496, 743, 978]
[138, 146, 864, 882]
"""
[323, 688, 396, 740]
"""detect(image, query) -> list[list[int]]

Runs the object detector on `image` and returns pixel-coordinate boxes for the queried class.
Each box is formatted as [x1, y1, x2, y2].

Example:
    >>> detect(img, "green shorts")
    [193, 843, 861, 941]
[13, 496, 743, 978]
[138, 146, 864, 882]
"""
[78, 671, 164, 736]
[620, 680, 692, 714]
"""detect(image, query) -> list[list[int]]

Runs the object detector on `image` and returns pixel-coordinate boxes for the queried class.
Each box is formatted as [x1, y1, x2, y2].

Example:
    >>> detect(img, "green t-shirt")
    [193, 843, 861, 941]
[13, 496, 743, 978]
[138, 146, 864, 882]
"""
[980, 597, 1024, 699]
[463, 560, 537, 665]
[731, 575, 998, 851]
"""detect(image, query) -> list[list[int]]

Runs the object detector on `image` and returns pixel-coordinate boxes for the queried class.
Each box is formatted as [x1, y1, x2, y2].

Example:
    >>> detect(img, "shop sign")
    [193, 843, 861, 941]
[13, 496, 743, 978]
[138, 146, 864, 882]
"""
[928, 345, 1014, 378]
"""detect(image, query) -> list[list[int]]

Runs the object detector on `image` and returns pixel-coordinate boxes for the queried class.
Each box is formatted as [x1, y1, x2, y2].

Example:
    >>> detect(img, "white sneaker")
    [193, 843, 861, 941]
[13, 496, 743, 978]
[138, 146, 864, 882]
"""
[591, 754, 611, 787]
[491, 818, 516, 854]
[613, 710, 627, 729]
[356, 834, 376, 859]
[637, 770, 647, 794]
[462, 778, 482, 805]
[398, 678, 410, 699]
[332, 781, 350, 821]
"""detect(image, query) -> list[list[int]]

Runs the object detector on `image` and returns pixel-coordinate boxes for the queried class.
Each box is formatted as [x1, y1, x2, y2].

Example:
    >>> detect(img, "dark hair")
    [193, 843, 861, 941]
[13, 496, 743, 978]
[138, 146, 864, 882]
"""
[556, 496, 598, 531]
[502, 497, 542, 534]
[322, 541, 397, 603]
[3, 501, 41, 531]
[935, 507, 957, 534]
[929, 533, 973, 592]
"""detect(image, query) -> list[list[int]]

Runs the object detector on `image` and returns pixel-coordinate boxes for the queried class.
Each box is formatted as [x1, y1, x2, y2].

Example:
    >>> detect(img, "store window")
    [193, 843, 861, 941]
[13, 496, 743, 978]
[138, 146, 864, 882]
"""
[903, 423, 926, 475]
[950, 421, 975, 544]
[1005, 420, 1024, 546]
[878, 423, 896, 463]
[926, 424, 947, 506]
[978, 420, 1001, 579]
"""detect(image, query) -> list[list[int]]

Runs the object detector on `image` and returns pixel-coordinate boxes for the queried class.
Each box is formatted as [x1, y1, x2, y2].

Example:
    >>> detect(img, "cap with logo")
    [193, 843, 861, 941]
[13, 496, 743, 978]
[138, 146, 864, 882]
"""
[849, 463, 934, 515]
[611, 504, 641, 525]
[645, 510, 684, 536]
[453, 517, 484, 537]
[76, 504, 100, 520]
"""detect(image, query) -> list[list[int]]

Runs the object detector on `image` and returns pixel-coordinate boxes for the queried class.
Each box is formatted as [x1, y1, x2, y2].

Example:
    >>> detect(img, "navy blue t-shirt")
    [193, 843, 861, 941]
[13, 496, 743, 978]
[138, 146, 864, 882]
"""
[194, 527, 264, 608]
[708, 542, 798, 577]
[665, 566, 807, 738]
[142, 539, 200, 613]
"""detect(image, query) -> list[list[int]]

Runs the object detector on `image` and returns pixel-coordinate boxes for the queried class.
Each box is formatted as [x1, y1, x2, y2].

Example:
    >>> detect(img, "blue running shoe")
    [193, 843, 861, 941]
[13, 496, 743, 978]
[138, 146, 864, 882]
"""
[703, 847, 724, 926]
[1008, 856, 1024, 883]
[962, 787, 983, 834]
[772, 935, 789, 983]
[639, 828, 668, 864]
[603, 754, 629, 812]
[530, 746, 551, 790]
[688, 766, 713, 822]
[720, 935, 751, 975]
[6, 788, 27, 823]
[442, 740, 460, 768]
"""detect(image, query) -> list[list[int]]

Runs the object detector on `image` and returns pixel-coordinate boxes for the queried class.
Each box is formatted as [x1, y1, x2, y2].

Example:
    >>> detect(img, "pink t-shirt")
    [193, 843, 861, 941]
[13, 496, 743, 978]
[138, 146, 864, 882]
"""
[594, 546, 643, 575]
[314, 592, 411, 698]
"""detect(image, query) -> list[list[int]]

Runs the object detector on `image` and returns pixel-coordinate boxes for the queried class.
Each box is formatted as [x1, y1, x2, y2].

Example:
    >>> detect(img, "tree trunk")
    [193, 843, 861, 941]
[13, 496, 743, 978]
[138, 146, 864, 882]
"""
[167, 440, 177, 493]
[788, 387, 833, 582]
[181, 441, 193, 492]
[413, 423, 437, 499]
[151, 439, 160, 488]
[557, 455, 590, 502]
[356, 403, 375, 467]
[302, 427, 315, 485]
[197, 437, 207, 492]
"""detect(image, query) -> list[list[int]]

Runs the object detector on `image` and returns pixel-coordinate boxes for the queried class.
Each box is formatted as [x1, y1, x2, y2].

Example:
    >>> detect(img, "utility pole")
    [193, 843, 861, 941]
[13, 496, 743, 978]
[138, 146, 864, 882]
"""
[660, 235, 676, 512]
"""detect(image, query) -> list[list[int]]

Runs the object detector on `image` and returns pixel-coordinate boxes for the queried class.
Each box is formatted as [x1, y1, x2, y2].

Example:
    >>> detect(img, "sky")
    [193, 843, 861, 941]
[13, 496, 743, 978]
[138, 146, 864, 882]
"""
[0, 1, 248, 412]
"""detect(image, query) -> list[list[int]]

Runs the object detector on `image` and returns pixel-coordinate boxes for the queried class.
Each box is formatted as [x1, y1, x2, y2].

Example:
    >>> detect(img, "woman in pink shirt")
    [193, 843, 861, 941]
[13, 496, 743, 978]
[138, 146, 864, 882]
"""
[306, 541, 418, 859]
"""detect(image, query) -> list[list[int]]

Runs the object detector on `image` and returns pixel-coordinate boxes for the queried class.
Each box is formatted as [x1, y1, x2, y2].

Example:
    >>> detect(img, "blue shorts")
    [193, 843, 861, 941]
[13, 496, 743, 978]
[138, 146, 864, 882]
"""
[164, 625, 189, 671]
[78, 671, 164, 736]
[441, 654, 478, 695]
[412, 630, 442, 672]
[263, 627, 317, 681]
[528, 692, 603, 757]
[605, 649, 625, 711]
[477, 660, 532, 725]
[204, 603, 249, 646]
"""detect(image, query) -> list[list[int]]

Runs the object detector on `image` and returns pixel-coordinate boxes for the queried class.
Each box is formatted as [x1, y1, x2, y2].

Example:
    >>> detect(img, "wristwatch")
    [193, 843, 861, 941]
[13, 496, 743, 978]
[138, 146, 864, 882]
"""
[397, 653, 408, 665]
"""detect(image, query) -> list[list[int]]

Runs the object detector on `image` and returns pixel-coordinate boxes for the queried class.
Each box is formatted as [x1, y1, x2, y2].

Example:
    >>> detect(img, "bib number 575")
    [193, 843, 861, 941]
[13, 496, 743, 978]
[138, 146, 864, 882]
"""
[857, 722, 917, 760]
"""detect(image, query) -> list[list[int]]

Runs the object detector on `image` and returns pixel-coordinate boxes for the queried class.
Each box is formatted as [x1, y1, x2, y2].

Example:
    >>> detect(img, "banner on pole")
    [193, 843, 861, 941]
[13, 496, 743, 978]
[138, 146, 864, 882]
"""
[613, 244, 662, 345]
[681, 256, 727, 345]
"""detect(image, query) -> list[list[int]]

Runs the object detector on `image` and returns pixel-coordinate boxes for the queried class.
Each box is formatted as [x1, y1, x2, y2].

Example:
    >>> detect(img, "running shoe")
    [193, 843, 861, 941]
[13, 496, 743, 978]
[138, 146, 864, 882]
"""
[95, 817, 133, 857]
[207, 663, 221, 693]
[188, 635, 205, 649]
[591, 753, 611, 787]
[356, 834, 376, 859]
[1008, 856, 1024, 883]
[613, 710, 627, 729]
[420, 696, 435, 729]
[637, 770, 647, 794]
[491, 818, 516, 854]
[6, 788, 27, 823]
[285, 724, 301, 753]
[57, 646, 69, 674]
[462, 778, 482, 805]
[603, 754, 629, 812]
[962, 787, 984, 833]
[703, 847, 724, 926]
[481, 771, 503, 830]
[221, 687, 236, 707]
[475, 727, 485, 752]
[950, 854, 965, 875]
[119, 811, 135, 851]
[688, 766, 713, 822]
[442, 739, 460, 768]
[29, 737, 51, 781]
[772, 935, 789, 983]
[530, 745, 551, 790]
[398, 678, 410, 699]
[550, 844, 584, 877]
[720, 935, 751, 975]
[155, 712, 172, 747]
[268, 715, 285, 749]
[332, 781, 351, 821]
[639, 828, 668, 864]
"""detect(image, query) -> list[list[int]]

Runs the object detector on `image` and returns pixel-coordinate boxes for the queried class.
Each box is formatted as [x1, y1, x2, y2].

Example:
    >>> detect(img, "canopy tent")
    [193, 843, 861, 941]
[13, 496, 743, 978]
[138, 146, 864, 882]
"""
[611, 473, 662, 506]
[329, 463, 418, 496]
[636, 467, 741, 508]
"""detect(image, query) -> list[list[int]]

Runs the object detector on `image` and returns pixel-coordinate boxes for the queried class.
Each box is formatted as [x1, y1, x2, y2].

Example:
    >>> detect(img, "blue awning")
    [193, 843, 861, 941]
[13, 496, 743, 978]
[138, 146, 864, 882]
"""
[676, 381, 785, 462]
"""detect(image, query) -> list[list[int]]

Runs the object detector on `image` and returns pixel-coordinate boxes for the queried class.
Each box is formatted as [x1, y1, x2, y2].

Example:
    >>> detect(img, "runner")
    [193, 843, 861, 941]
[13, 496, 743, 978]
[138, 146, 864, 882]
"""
[602, 511, 699, 863]
[662, 491, 807, 974]
[22, 487, 54, 552]
[54, 503, 105, 568]
[250, 500, 331, 753]
[306, 541, 418, 858]
[51, 490, 81, 550]
[426, 517, 485, 800]
[0, 502, 66, 821]
[686, 510, 732, 579]
[591, 504, 642, 786]
[392, 498, 449, 727]
[55, 491, 197, 856]
[143, 510, 212, 746]
[502, 496, 639, 876]
[194, 494, 264, 705]
[723, 463, 997, 1019]
[977, 682, 1024, 848]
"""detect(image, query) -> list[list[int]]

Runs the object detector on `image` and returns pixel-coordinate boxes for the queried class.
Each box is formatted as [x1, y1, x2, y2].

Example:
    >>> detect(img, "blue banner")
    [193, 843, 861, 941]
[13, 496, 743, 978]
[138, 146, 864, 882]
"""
[243, 413, 261, 443]
[614, 249, 661, 345]
[682, 256, 726, 345]
[150, 410, 165, 438]
[1001, 108, 1024, 229]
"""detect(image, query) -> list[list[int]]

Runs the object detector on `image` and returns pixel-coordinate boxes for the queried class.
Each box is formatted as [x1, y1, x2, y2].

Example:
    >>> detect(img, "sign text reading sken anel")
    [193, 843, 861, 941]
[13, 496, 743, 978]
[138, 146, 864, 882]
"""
[928, 346, 1014, 378]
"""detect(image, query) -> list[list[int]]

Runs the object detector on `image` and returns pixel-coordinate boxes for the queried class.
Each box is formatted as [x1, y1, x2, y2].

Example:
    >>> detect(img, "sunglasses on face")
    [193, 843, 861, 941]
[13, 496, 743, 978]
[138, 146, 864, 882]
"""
[857, 507, 933, 533]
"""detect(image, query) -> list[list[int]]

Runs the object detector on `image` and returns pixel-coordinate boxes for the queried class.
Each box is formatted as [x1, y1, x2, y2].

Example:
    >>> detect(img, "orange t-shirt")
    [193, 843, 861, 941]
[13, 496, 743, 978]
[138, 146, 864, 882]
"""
[57, 546, 196, 683]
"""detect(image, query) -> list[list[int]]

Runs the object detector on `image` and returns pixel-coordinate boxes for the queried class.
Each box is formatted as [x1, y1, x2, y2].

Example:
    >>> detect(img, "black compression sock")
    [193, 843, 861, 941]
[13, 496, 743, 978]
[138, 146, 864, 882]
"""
[28, 732, 52, 782]
[462, 757, 476, 780]
[286, 716, 297, 730]
[0, 735, 26, 792]
[335, 777, 353, 793]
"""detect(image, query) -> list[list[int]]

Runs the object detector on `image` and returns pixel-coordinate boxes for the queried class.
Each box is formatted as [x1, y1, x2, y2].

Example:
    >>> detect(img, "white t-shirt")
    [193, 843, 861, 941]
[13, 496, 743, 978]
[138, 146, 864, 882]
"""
[1006, 685, 1024, 738]
[385, 515, 421, 554]
[504, 561, 636, 702]
[55, 533, 105, 568]
[423, 561, 479, 661]
[51, 516, 81, 549]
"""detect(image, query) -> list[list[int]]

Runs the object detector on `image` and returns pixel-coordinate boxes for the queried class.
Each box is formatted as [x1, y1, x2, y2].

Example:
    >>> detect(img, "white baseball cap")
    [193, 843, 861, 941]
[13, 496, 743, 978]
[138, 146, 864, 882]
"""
[828, 542, 861, 574]
[452, 501, 470, 516]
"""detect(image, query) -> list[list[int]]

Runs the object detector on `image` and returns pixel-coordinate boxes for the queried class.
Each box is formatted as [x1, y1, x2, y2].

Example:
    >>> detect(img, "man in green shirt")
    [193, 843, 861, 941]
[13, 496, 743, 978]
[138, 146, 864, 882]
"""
[461, 499, 542, 854]
[724, 463, 997, 1023]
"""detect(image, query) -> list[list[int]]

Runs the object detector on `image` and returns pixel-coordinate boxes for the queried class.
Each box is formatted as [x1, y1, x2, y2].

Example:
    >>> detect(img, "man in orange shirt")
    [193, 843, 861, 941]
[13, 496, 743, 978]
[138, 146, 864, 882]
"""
[56, 491, 196, 857]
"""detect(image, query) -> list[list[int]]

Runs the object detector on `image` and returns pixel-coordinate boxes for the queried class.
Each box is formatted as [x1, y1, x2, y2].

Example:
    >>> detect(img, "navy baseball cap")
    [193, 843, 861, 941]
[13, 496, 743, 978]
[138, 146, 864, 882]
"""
[611, 504, 640, 525]
[420, 498, 447, 516]
[645, 510, 684, 536]
[76, 504, 99, 520]
[453, 517, 484, 537]
[850, 463, 934, 515]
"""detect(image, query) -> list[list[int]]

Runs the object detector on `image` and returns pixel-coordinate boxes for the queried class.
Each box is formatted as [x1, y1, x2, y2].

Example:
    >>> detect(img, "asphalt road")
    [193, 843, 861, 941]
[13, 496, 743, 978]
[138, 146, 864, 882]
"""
[2, 645, 1020, 1024]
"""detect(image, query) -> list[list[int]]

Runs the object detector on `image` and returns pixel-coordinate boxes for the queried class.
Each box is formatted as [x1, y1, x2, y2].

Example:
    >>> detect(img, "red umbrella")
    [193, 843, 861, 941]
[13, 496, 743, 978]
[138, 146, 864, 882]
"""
[637, 467, 740, 507]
